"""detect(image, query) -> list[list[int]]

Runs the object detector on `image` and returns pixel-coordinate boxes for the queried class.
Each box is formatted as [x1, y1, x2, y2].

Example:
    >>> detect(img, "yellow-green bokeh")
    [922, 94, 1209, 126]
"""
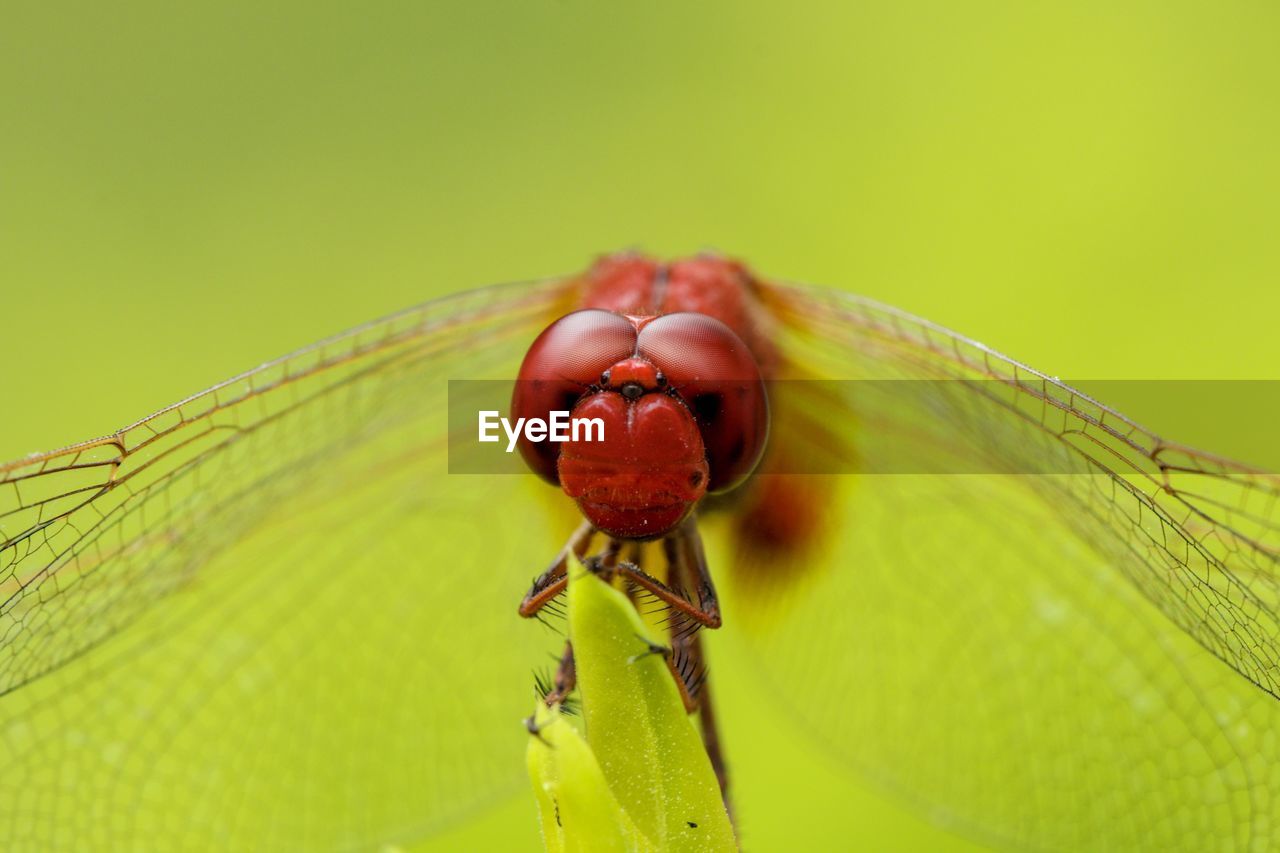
[3, 2, 1278, 850]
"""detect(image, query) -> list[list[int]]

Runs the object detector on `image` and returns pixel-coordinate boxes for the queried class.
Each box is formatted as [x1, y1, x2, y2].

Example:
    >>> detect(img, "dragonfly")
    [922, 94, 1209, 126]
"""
[511, 255, 776, 799]
[1, 252, 1279, 850]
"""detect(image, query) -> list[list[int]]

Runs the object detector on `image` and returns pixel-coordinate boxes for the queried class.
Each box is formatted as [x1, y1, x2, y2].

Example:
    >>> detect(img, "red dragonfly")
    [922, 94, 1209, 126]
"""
[1, 252, 1279, 850]
[512, 255, 781, 799]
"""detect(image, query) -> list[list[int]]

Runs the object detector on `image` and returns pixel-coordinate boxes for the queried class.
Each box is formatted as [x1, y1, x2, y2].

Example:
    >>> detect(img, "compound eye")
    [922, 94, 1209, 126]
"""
[512, 310, 637, 483]
[637, 313, 768, 492]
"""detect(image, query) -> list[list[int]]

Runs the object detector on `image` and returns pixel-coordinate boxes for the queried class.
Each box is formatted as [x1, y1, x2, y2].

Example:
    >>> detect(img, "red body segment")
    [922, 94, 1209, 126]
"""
[577, 252, 778, 375]
[575, 254, 662, 316]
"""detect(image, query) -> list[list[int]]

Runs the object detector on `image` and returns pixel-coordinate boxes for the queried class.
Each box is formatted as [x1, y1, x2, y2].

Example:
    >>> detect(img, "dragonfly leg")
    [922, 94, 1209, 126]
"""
[662, 529, 732, 808]
[668, 517, 722, 630]
[693, 657, 731, 807]
[610, 562, 721, 629]
[540, 640, 577, 706]
[610, 522, 722, 630]
[518, 520, 594, 618]
[680, 633, 729, 802]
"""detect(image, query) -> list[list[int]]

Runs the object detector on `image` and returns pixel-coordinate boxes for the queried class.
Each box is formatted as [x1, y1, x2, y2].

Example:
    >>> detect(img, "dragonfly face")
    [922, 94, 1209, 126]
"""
[511, 258, 770, 540]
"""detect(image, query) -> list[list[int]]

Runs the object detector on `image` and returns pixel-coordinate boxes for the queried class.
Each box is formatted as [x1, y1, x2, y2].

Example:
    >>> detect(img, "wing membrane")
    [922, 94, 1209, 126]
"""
[0, 279, 573, 848]
[716, 282, 1280, 850]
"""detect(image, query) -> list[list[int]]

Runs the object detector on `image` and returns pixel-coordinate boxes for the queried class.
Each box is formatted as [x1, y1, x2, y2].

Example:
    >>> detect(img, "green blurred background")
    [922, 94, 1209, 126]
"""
[2, 1, 1278, 849]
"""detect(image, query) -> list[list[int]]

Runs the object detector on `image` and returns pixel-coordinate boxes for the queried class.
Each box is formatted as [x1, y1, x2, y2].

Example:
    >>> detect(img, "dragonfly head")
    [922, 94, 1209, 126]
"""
[512, 308, 769, 540]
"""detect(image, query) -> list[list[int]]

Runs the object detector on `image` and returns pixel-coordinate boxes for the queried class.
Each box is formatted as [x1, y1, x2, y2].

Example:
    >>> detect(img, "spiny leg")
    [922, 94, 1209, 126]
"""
[531, 539, 648, 711]
[539, 640, 577, 707]
[683, 633, 729, 802]
[520, 525, 603, 712]
[667, 517, 722, 632]
[611, 522, 721, 630]
[665, 519, 731, 805]
[518, 520, 719, 627]
[518, 520, 594, 619]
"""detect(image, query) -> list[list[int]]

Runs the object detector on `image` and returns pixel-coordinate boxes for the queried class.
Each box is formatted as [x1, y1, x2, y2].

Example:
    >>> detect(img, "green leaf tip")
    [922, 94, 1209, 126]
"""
[526, 702, 652, 852]
[526, 566, 737, 852]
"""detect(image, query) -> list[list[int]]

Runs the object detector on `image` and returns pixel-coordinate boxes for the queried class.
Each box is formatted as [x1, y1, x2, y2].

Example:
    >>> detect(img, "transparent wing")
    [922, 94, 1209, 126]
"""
[713, 282, 1280, 851]
[0, 278, 575, 849]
